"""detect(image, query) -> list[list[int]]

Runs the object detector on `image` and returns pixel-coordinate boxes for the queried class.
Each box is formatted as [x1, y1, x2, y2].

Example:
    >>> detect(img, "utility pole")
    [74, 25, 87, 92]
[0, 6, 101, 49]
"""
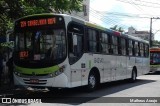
[150, 18, 152, 47]
[150, 17, 160, 47]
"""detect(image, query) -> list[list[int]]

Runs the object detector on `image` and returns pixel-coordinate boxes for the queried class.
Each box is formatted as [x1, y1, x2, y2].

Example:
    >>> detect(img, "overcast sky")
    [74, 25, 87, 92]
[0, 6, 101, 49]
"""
[90, 0, 160, 41]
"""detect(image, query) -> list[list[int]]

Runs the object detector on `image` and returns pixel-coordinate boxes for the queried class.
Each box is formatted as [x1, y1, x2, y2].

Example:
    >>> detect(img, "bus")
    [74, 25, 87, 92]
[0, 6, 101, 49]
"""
[13, 13, 150, 91]
[150, 47, 160, 72]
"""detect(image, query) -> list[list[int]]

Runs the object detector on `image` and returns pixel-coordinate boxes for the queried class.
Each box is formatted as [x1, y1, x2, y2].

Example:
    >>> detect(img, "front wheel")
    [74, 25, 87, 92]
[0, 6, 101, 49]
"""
[87, 72, 97, 92]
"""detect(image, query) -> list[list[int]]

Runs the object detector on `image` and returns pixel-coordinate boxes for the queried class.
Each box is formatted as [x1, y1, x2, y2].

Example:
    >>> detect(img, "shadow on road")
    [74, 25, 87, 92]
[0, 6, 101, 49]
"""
[1, 75, 157, 105]
[147, 71, 160, 75]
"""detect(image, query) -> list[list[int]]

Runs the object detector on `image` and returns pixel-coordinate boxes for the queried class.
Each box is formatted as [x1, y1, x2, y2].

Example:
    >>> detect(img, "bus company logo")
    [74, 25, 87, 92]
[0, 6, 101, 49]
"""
[2, 98, 11, 103]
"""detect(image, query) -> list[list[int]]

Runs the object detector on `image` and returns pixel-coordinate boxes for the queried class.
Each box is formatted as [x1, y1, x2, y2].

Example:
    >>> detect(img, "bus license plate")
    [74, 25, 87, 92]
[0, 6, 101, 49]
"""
[30, 79, 39, 83]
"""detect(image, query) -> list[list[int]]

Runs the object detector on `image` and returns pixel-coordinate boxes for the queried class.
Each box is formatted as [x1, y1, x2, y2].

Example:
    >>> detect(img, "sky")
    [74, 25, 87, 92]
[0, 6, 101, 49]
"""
[89, 0, 160, 41]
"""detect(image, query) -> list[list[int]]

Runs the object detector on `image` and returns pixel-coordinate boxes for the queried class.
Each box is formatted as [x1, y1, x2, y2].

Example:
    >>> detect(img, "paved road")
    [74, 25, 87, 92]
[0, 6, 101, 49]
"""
[1, 71, 160, 106]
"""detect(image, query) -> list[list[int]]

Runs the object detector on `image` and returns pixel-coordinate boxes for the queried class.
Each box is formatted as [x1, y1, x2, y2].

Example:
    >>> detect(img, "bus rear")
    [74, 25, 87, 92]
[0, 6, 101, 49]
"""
[13, 14, 69, 89]
[150, 47, 160, 72]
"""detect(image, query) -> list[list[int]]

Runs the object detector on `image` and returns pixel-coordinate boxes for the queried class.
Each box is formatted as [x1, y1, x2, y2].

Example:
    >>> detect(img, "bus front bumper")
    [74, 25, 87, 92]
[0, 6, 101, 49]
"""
[14, 73, 69, 88]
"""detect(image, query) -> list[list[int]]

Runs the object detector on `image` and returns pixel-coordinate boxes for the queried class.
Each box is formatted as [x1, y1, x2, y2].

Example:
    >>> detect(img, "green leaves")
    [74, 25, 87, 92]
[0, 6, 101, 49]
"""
[0, 0, 83, 36]
[110, 25, 124, 32]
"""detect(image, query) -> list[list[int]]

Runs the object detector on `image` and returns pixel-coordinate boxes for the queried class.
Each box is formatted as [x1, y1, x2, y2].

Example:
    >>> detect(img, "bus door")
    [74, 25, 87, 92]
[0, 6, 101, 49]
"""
[68, 22, 84, 87]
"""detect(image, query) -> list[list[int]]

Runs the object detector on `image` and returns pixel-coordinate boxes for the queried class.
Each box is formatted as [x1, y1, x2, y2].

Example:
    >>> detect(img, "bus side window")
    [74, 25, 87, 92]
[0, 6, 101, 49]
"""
[145, 44, 149, 57]
[135, 41, 139, 56]
[118, 37, 122, 55]
[129, 40, 133, 56]
[112, 36, 118, 54]
[121, 38, 126, 55]
[137, 42, 141, 56]
[140, 43, 144, 57]
[126, 39, 129, 55]
[88, 29, 98, 53]
[100, 32, 109, 54]
[108, 35, 113, 54]
[132, 41, 135, 56]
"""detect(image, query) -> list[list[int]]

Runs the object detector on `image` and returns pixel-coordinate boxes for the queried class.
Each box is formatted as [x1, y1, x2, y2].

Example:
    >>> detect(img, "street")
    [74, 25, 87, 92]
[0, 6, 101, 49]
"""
[0, 71, 160, 106]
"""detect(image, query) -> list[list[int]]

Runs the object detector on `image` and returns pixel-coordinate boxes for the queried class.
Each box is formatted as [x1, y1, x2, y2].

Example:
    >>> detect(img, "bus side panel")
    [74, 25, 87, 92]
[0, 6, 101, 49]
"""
[103, 55, 112, 82]
[135, 57, 143, 76]
[70, 54, 86, 87]
[143, 58, 150, 74]
[116, 56, 127, 80]
[126, 57, 135, 78]
[84, 53, 103, 83]
[109, 55, 117, 81]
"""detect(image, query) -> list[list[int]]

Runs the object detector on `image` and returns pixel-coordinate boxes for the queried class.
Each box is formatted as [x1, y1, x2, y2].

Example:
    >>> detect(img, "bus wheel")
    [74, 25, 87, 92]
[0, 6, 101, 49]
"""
[87, 71, 97, 92]
[130, 69, 137, 82]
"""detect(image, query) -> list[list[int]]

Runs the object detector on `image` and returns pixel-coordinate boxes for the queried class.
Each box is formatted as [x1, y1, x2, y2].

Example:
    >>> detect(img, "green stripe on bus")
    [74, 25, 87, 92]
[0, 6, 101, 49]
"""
[150, 65, 160, 68]
[85, 22, 106, 30]
[15, 65, 59, 75]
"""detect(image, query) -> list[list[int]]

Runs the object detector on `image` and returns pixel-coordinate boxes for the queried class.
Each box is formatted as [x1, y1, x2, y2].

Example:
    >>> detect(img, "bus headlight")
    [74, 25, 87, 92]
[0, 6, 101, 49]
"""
[14, 71, 21, 77]
[49, 65, 65, 77]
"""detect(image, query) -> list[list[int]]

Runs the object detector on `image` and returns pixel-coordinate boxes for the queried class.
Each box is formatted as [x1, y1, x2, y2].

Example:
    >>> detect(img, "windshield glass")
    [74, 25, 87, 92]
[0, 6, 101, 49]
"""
[14, 29, 66, 67]
[150, 52, 160, 64]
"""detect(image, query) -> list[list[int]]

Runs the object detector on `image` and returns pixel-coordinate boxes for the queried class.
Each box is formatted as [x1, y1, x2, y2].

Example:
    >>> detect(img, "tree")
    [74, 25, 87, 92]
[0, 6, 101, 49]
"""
[0, 0, 83, 36]
[153, 40, 160, 46]
[110, 25, 124, 32]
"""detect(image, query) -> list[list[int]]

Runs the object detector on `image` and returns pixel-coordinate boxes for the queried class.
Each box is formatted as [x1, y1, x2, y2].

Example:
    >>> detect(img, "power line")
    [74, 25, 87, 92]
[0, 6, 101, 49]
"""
[90, 8, 150, 19]
[130, 0, 144, 12]
[116, 0, 160, 8]
[132, 0, 160, 6]
[90, 9, 129, 29]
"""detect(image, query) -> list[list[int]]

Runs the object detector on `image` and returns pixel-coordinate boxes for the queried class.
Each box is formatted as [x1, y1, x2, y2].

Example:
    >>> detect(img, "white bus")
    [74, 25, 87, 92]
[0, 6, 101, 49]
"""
[13, 14, 150, 91]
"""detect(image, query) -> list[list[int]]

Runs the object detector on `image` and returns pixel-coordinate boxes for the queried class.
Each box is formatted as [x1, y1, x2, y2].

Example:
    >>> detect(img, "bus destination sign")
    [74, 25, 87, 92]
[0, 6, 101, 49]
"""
[20, 18, 56, 28]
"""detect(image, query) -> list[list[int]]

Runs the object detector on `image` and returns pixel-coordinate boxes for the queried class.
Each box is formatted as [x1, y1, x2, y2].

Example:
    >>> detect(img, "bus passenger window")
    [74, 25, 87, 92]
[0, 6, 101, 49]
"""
[126, 39, 129, 55]
[100, 32, 109, 54]
[140, 43, 144, 57]
[88, 29, 98, 52]
[129, 40, 133, 56]
[112, 36, 118, 54]
[121, 38, 126, 55]
[118, 37, 122, 55]
[132, 41, 135, 56]
[134, 42, 139, 56]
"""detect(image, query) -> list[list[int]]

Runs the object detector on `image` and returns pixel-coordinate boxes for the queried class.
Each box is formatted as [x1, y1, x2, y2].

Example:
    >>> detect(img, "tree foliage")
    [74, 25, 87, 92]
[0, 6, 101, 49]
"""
[0, 0, 83, 36]
[153, 40, 160, 46]
[110, 25, 124, 32]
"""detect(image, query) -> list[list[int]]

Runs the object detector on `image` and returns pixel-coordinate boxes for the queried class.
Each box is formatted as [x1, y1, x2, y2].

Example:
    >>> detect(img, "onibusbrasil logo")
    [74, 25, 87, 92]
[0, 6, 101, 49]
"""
[1, 98, 42, 104]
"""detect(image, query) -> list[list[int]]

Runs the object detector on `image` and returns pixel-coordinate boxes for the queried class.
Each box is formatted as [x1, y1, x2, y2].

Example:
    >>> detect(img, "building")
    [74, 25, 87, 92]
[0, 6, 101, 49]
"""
[64, 0, 90, 21]
[126, 27, 154, 41]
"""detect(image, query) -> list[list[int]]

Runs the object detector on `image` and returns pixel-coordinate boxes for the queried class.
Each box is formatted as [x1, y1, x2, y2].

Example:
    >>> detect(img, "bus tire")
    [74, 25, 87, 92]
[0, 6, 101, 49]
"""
[87, 71, 98, 92]
[130, 68, 137, 83]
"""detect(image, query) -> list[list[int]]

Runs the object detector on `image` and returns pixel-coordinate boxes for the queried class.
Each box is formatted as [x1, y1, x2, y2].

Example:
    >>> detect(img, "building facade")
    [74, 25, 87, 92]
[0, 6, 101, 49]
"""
[126, 27, 154, 41]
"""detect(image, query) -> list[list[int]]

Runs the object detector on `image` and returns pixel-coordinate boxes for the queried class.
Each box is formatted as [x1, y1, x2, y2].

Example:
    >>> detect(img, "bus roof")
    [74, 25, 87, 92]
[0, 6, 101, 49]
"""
[150, 47, 160, 52]
[15, 13, 149, 44]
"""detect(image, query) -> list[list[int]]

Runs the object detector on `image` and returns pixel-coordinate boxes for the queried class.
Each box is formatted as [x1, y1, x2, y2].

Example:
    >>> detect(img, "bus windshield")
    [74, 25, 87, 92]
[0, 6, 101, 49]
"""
[14, 29, 66, 67]
[150, 52, 160, 64]
[14, 15, 66, 68]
